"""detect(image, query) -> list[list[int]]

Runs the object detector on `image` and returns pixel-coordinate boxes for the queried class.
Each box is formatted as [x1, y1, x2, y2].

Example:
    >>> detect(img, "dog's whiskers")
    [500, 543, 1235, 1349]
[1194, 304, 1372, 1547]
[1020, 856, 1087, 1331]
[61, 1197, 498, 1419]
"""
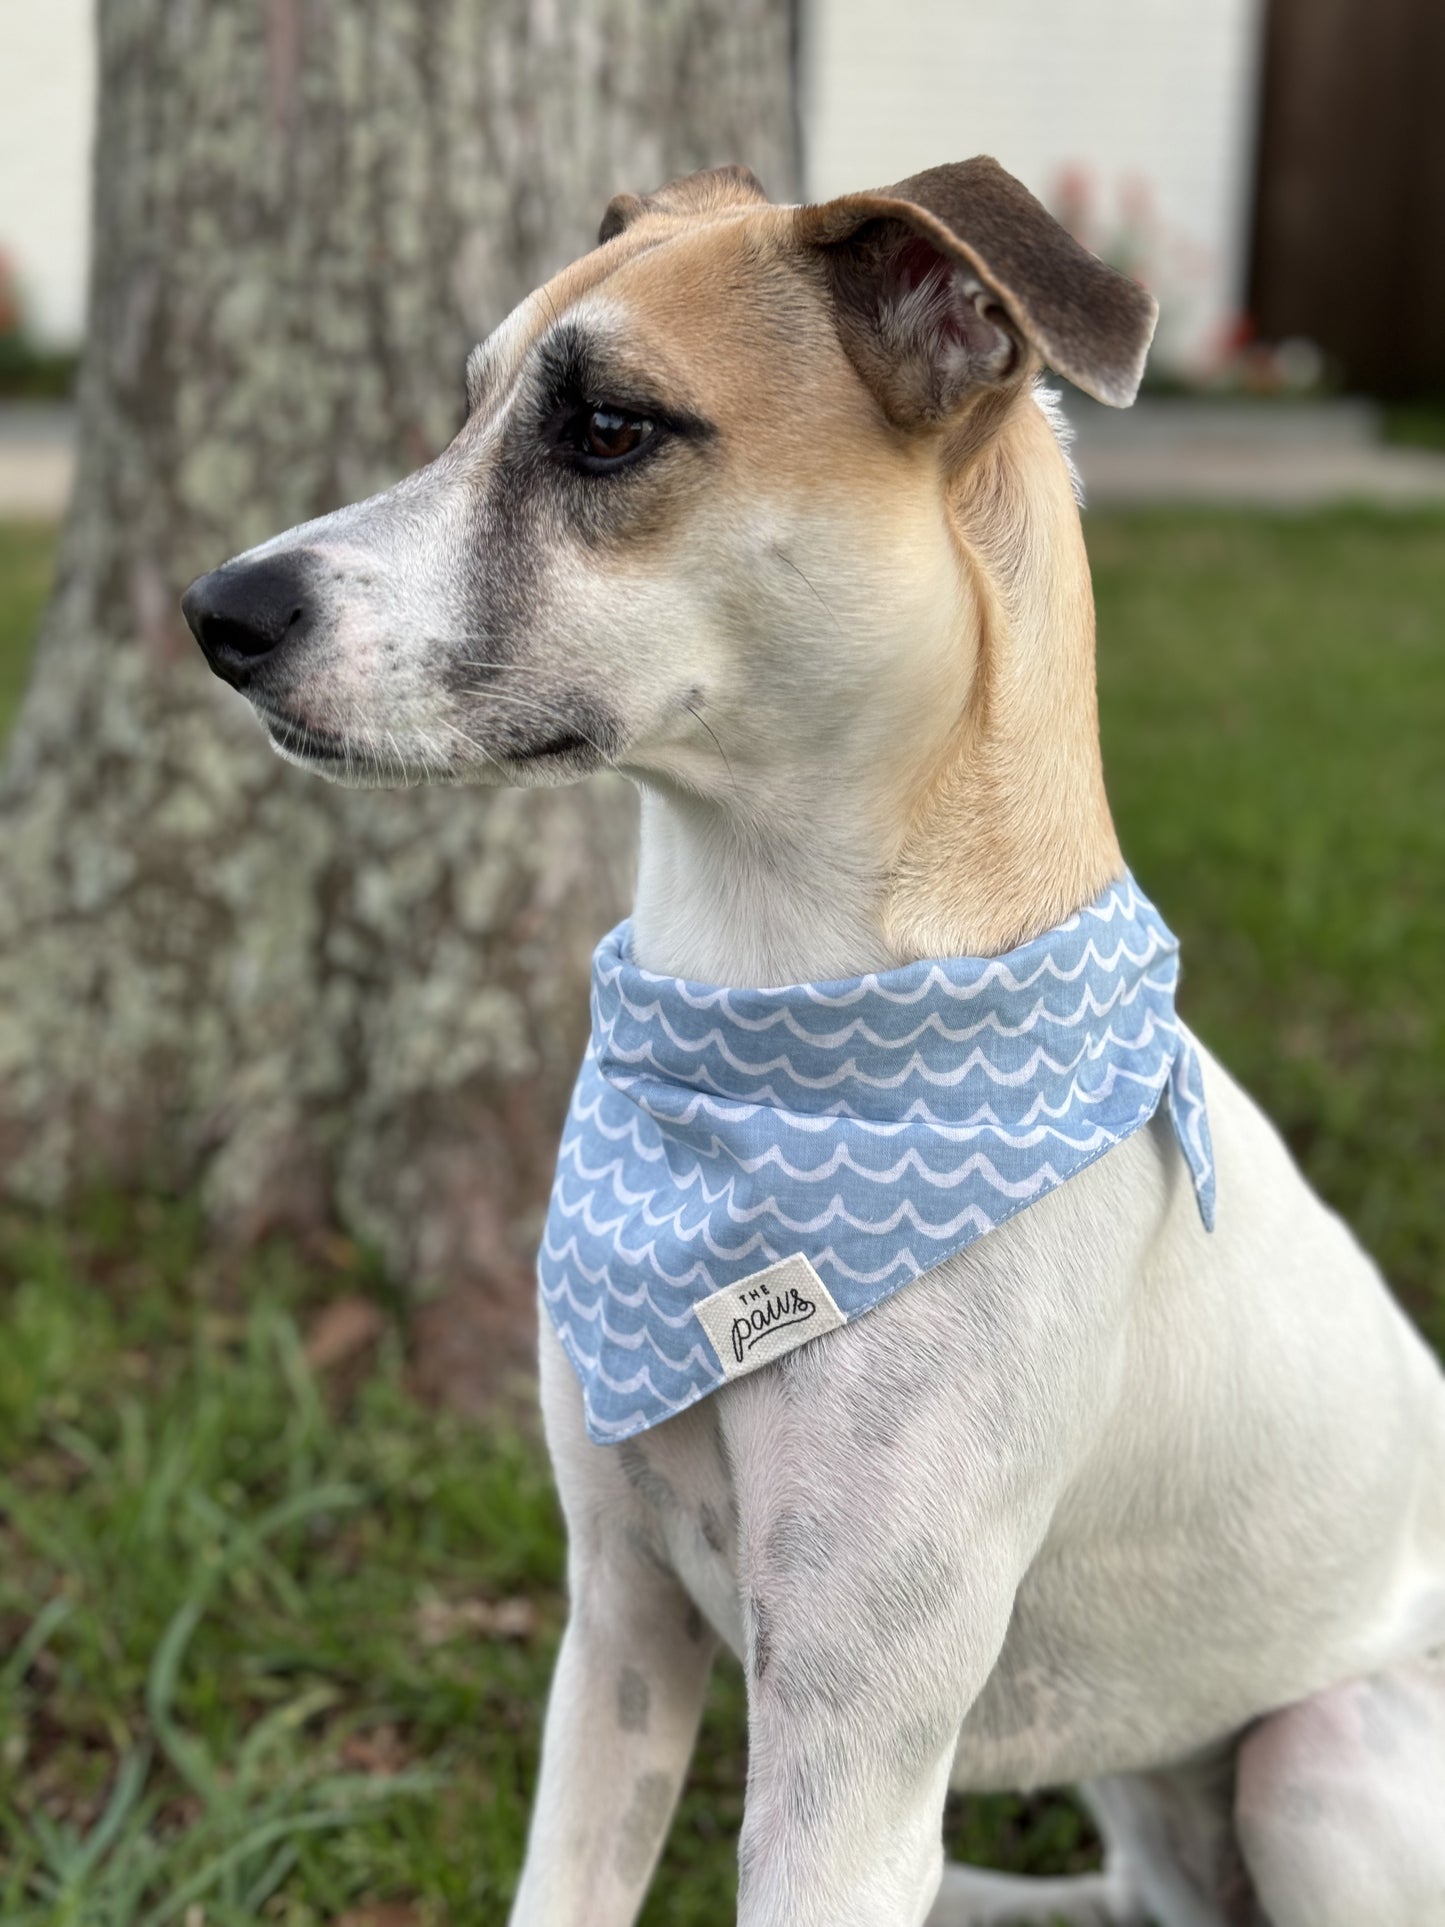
[450, 686, 612, 759]
[448, 654, 564, 673]
[773, 546, 845, 640]
[682, 698, 737, 794]
[384, 727, 411, 786]
[439, 717, 506, 771]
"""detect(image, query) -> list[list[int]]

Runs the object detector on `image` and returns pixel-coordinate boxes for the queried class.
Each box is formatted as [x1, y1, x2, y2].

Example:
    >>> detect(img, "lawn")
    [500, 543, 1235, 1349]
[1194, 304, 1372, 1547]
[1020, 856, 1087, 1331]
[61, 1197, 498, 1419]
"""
[0, 525, 57, 729]
[0, 507, 1442, 1923]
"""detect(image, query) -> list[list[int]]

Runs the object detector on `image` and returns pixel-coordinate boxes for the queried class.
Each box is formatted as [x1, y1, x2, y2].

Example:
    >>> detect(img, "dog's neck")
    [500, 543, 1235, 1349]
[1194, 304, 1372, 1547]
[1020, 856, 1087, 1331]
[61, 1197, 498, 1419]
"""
[629, 396, 1123, 985]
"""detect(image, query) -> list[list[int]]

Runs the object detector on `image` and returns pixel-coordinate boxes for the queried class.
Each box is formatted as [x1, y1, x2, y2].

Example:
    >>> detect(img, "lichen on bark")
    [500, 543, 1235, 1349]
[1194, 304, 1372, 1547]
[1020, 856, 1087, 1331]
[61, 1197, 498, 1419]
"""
[0, 0, 797, 1400]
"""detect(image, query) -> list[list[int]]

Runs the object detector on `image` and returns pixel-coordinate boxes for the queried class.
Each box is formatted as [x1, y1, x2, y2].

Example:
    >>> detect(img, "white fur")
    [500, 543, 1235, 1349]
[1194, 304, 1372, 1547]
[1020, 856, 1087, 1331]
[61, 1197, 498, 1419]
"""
[199, 268, 1445, 1927]
[507, 412, 1445, 1922]
[514, 1061, 1445, 1926]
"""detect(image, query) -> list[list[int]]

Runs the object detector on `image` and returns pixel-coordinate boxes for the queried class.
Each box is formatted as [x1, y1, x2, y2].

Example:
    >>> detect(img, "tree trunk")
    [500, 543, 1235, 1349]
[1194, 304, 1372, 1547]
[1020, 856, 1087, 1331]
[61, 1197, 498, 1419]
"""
[0, 0, 797, 1402]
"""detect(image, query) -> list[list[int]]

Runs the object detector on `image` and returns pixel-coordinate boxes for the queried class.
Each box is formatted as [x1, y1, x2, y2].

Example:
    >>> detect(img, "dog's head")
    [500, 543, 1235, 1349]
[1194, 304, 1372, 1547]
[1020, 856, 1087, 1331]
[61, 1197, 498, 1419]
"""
[182, 158, 1155, 796]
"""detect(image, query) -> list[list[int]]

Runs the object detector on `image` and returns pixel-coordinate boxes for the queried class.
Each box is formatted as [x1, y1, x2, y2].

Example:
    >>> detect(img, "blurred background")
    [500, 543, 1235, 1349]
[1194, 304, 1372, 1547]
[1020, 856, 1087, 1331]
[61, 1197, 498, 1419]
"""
[0, 1, 1441, 1921]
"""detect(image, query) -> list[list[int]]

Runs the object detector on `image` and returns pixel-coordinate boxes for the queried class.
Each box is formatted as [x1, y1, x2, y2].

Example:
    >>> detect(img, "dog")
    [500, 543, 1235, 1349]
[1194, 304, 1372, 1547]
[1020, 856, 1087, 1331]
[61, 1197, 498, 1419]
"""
[182, 157, 1445, 1926]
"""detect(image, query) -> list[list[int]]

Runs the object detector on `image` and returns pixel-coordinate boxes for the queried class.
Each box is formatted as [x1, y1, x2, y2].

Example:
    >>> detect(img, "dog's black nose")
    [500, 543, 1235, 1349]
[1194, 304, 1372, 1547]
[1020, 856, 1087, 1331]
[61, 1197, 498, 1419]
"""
[181, 554, 314, 688]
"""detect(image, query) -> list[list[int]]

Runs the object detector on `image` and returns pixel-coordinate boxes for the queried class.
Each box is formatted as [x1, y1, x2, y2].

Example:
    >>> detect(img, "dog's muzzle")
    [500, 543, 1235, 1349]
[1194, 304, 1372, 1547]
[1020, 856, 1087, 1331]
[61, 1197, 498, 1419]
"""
[181, 553, 316, 691]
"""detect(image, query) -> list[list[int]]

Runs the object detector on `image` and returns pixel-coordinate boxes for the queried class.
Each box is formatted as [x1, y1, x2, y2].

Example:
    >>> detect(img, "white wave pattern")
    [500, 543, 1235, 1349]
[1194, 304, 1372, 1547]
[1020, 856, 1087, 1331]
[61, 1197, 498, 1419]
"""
[540, 874, 1216, 1444]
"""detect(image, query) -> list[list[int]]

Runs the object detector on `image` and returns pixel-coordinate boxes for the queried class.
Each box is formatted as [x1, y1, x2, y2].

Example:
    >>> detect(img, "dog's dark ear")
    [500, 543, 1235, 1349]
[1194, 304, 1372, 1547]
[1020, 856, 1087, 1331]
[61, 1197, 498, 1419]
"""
[599, 163, 769, 245]
[796, 156, 1157, 420]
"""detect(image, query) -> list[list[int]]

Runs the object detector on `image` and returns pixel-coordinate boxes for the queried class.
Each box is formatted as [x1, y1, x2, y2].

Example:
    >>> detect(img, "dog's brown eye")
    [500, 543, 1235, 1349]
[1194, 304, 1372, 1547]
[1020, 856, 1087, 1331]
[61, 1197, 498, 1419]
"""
[582, 408, 651, 463]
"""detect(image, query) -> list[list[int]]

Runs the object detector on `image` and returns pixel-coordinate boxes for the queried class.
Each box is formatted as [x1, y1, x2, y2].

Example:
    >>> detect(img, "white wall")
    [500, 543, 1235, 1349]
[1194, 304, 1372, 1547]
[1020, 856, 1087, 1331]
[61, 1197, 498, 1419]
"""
[0, 0, 95, 345]
[805, 0, 1264, 372]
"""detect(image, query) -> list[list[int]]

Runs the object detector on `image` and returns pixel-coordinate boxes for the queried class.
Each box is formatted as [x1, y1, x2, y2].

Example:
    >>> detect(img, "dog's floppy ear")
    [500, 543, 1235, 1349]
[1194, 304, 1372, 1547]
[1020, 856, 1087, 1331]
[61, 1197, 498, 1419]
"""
[796, 156, 1157, 421]
[599, 163, 769, 245]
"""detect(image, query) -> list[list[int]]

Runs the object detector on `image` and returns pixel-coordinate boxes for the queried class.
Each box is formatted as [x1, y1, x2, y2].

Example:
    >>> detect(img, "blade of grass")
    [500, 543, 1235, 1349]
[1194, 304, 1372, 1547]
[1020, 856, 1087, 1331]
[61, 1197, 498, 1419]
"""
[138, 1777, 437, 1927]
[1, 1593, 74, 1692]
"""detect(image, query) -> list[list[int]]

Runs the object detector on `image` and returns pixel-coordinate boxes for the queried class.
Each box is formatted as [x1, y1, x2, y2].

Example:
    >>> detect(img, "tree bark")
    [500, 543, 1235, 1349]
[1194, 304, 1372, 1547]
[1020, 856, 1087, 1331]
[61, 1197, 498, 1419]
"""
[0, 0, 797, 1402]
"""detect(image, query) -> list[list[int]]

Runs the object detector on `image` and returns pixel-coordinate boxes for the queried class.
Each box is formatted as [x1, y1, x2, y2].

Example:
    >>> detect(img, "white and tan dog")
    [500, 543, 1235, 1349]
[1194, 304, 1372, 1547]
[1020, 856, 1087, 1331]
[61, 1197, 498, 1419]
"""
[183, 159, 1445, 1926]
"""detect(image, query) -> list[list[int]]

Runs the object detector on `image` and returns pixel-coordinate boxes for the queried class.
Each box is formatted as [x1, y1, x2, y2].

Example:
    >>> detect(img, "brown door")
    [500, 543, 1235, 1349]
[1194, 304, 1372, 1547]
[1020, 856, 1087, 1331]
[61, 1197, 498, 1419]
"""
[1250, 0, 1445, 398]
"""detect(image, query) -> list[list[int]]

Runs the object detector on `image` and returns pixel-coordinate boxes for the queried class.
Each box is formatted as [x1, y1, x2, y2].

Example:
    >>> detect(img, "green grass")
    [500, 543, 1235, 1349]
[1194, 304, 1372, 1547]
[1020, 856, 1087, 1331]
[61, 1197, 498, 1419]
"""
[1093, 509, 1445, 1348]
[0, 524, 57, 734]
[1382, 399, 1445, 454]
[0, 342, 80, 403]
[0, 1201, 568, 1925]
[0, 506, 1442, 1919]
[0, 1197, 1096, 1925]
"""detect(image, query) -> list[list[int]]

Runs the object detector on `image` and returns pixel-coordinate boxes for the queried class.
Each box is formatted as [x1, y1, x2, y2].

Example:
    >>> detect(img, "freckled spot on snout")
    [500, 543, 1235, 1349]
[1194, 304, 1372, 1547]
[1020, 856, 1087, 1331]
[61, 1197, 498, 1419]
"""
[614, 1769, 675, 1884]
[617, 1665, 650, 1733]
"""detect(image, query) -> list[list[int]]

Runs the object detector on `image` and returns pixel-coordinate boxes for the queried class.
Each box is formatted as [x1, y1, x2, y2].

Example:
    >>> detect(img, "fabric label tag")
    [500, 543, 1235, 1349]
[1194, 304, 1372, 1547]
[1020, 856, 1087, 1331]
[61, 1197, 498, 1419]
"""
[694, 1254, 846, 1380]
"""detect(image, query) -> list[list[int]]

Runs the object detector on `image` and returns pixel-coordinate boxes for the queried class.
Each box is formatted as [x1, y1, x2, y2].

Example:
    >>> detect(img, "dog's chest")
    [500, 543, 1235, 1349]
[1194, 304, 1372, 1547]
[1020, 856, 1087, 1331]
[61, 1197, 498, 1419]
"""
[620, 1414, 1297, 1794]
[619, 1433, 1161, 1791]
[595, 1209, 1408, 1799]
[603, 1283, 1174, 1788]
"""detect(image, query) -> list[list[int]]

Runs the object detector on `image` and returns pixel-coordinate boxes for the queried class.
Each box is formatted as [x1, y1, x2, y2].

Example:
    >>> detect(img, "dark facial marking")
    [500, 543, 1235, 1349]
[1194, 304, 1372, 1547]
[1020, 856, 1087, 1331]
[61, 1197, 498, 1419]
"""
[532, 322, 717, 462]
[440, 314, 715, 764]
[475, 322, 717, 556]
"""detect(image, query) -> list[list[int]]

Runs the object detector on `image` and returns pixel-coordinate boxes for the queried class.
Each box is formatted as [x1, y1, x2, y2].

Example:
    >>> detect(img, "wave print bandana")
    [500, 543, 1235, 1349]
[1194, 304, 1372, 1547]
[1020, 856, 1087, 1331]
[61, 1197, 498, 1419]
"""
[540, 874, 1215, 1444]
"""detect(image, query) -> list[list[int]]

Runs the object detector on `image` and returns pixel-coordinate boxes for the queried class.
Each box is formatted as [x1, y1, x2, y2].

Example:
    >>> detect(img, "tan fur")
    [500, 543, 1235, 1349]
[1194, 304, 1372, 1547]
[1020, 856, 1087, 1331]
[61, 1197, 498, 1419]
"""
[541, 206, 1123, 961]
[598, 161, 770, 243]
[884, 395, 1123, 958]
[202, 169, 1133, 970]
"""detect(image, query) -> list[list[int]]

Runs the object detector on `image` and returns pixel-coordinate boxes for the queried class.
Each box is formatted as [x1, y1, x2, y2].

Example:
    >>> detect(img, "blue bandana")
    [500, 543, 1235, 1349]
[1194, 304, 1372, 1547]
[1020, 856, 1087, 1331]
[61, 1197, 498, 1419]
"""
[540, 874, 1214, 1444]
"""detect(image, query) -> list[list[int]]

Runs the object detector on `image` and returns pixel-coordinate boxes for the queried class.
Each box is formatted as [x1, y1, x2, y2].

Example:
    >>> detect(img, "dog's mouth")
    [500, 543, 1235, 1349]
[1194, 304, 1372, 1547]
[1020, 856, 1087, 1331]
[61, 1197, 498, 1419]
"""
[258, 708, 355, 767]
[253, 701, 605, 788]
[508, 729, 594, 764]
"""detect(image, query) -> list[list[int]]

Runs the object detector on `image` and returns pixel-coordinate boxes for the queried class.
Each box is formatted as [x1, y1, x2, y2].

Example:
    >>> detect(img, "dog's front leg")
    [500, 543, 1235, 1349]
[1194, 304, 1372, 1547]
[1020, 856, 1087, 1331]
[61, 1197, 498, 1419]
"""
[507, 1543, 716, 1926]
[732, 1500, 1018, 1927]
[734, 1544, 1021, 1927]
[510, 1329, 718, 1927]
[726, 1367, 1041, 1927]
